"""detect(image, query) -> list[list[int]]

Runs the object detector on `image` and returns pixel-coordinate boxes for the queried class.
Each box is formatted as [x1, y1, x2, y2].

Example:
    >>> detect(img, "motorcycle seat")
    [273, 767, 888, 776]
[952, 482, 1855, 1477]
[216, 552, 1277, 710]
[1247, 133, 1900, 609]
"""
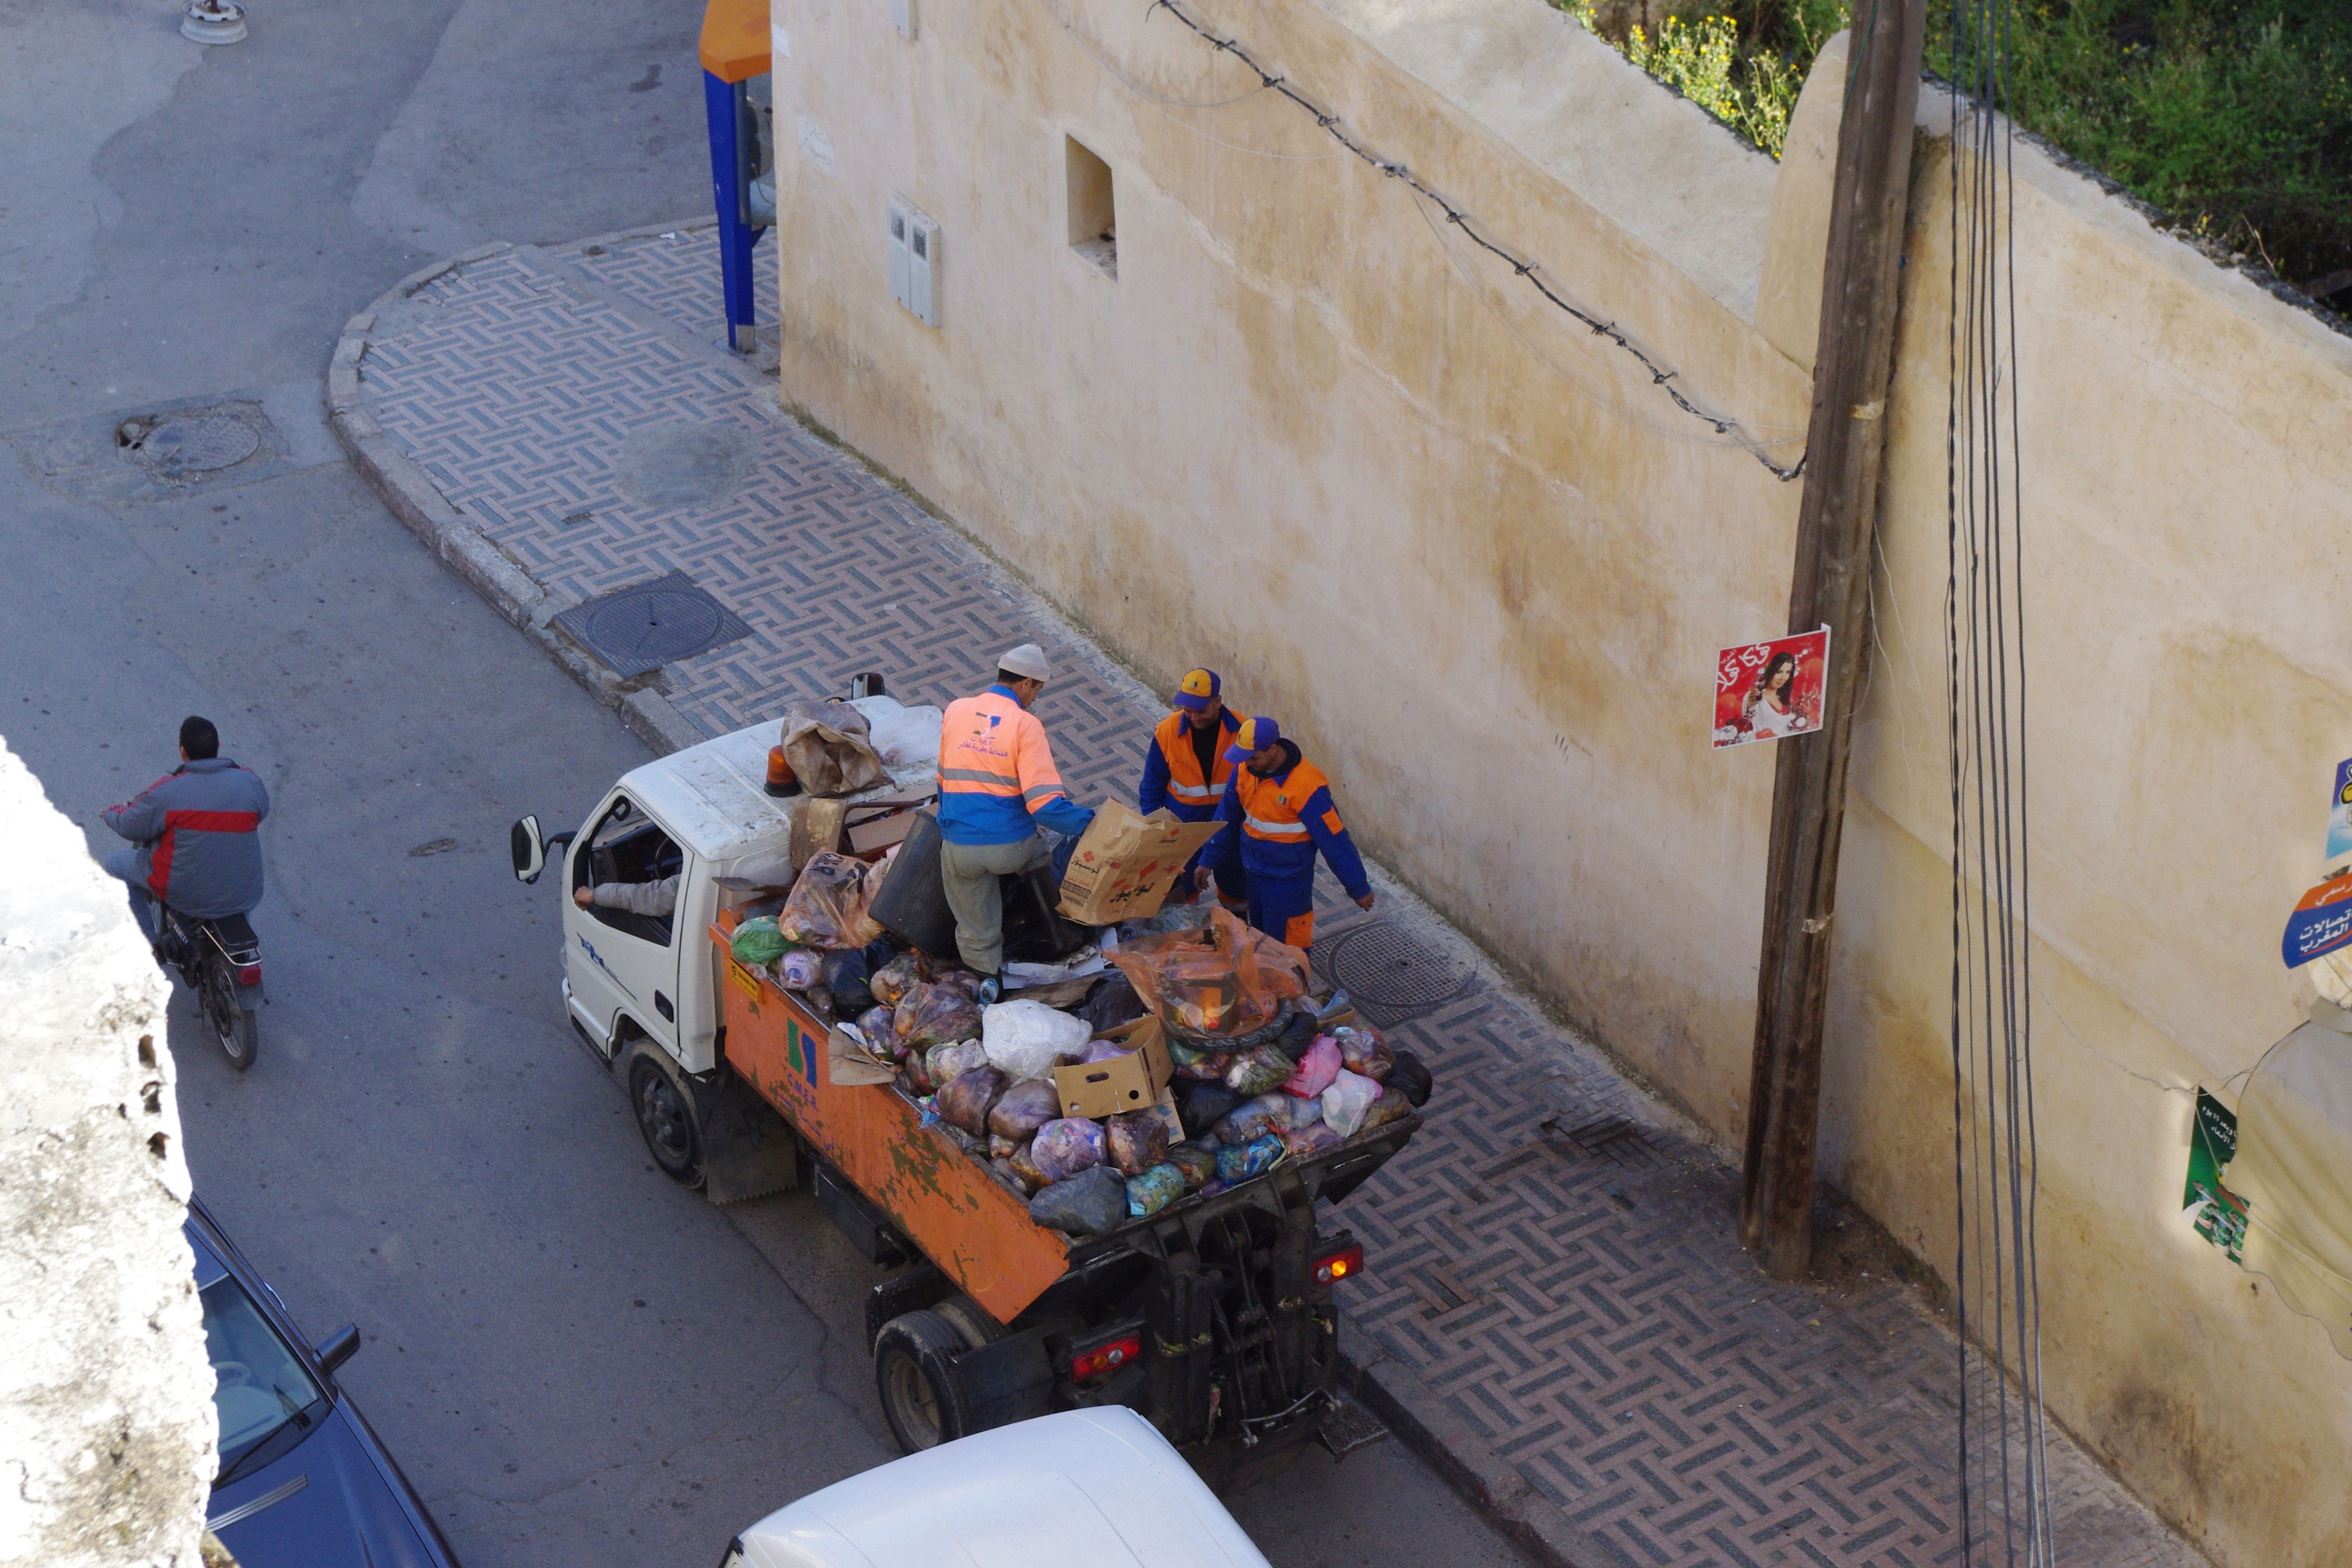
[200, 912, 259, 947]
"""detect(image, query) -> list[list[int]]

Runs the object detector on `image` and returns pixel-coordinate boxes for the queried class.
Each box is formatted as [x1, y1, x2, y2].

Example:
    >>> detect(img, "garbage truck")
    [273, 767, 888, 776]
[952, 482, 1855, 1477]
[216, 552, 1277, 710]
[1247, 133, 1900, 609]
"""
[510, 702, 1420, 1486]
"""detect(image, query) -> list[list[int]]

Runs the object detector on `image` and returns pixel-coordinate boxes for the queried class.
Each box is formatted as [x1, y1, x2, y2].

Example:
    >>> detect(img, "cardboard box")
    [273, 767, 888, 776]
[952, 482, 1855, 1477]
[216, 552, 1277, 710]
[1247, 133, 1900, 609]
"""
[1056, 800, 1223, 926]
[1052, 1015, 1174, 1119]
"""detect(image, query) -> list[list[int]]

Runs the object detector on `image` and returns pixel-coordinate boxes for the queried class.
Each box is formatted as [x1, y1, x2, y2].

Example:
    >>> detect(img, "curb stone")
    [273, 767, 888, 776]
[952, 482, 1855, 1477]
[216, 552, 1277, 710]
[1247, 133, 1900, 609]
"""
[1339, 1325, 1607, 1568]
[323, 235, 708, 759]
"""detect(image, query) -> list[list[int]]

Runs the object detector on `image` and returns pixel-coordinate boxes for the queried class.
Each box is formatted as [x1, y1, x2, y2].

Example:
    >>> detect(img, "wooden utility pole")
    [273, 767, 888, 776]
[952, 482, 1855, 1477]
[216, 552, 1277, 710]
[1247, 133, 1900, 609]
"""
[1740, 0, 1928, 1281]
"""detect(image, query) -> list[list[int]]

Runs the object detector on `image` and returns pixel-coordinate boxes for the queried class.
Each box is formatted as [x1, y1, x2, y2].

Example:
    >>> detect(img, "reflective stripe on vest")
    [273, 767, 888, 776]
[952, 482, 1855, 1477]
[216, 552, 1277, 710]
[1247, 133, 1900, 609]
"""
[1236, 761, 1333, 843]
[1153, 712, 1232, 804]
[1245, 813, 1309, 839]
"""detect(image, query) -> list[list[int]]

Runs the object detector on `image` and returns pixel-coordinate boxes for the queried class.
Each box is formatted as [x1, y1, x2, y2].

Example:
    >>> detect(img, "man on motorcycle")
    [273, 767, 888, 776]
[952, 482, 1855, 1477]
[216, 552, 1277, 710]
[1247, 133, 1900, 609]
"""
[102, 716, 271, 954]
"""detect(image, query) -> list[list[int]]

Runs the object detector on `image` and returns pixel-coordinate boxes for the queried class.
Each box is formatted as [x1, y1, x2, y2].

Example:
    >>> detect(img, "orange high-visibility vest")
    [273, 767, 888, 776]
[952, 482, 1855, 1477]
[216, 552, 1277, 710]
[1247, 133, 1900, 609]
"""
[1233, 760, 1337, 846]
[1151, 711, 1235, 810]
[937, 688, 1071, 831]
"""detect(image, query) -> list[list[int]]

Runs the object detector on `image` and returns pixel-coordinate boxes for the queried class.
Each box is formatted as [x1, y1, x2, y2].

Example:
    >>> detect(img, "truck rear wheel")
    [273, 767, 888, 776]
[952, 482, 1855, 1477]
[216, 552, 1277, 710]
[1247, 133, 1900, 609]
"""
[873, 1309, 972, 1453]
[626, 1046, 705, 1189]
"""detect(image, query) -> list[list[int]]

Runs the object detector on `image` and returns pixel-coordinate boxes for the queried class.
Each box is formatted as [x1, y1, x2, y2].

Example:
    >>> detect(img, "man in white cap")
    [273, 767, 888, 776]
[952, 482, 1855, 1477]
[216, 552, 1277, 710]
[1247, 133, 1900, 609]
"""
[936, 643, 1097, 1000]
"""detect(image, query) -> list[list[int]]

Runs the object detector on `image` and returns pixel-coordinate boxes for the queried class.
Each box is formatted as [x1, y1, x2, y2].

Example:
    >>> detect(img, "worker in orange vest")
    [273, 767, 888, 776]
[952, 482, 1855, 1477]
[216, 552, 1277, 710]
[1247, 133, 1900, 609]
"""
[1137, 667, 1246, 911]
[936, 642, 1095, 1000]
[1195, 716, 1374, 954]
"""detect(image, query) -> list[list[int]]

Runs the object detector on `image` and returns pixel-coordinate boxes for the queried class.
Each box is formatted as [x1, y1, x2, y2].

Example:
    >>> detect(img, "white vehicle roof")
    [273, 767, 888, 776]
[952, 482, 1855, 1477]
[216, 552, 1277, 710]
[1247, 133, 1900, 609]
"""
[733, 1408, 1272, 1568]
[618, 698, 941, 868]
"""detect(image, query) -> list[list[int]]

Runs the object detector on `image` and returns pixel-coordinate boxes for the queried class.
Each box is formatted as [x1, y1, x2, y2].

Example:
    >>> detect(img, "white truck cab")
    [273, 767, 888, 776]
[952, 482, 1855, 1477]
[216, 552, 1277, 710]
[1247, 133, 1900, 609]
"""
[511, 699, 939, 1195]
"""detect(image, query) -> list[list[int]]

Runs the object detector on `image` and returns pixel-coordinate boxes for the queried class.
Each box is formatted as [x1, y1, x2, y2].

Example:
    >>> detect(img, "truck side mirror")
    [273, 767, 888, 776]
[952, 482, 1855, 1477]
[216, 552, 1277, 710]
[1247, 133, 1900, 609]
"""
[512, 815, 545, 884]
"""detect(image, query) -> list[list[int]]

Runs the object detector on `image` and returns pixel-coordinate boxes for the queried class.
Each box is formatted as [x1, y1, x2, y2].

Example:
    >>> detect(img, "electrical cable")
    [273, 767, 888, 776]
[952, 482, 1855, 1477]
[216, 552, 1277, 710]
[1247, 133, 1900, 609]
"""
[1944, 0, 2054, 1557]
[1041, 0, 1811, 478]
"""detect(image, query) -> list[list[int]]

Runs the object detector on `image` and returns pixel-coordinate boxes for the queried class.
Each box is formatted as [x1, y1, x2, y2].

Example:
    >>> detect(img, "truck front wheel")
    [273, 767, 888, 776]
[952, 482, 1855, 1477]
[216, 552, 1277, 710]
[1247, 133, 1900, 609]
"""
[627, 1046, 705, 1189]
[874, 1310, 972, 1453]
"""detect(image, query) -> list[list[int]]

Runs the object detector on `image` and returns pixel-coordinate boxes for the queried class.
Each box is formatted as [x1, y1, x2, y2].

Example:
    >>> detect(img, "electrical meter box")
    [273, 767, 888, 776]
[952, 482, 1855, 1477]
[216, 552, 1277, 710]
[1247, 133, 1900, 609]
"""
[887, 197, 941, 328]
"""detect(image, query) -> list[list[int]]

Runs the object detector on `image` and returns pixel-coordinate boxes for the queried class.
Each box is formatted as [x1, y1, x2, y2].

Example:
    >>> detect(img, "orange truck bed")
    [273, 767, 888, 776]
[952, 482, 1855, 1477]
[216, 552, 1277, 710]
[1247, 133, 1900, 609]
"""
[712, 923, 1073, 1322]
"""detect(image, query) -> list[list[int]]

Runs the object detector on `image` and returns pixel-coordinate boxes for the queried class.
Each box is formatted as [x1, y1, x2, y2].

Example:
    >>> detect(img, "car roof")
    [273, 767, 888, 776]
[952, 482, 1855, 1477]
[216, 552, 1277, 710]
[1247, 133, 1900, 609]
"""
[617, 700, 936, 866]
[734, 1408, 1270, 1568]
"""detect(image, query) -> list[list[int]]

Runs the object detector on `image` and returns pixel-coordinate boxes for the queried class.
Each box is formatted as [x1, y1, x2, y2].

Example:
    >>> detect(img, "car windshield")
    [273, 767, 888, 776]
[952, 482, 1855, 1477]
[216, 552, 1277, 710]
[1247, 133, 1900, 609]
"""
[200, 1274, 324, 1470]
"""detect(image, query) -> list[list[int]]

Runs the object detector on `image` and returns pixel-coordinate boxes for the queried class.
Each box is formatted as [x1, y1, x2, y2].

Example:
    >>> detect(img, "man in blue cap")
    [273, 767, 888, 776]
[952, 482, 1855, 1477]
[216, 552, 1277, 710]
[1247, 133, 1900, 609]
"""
[1196, 716, 1374, 953]
[1138, 667, 1246, 910]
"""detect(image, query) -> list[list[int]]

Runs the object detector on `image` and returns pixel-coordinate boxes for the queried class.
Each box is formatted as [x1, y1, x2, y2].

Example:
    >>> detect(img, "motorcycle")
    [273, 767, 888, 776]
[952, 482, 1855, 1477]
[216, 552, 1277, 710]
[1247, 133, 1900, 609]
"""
[154, 901, 264, 1070]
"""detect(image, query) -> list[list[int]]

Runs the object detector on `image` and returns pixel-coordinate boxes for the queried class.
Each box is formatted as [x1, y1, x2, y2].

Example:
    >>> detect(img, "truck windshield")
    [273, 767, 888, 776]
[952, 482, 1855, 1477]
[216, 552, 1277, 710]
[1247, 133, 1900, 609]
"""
[201, 1274, 326, 1477]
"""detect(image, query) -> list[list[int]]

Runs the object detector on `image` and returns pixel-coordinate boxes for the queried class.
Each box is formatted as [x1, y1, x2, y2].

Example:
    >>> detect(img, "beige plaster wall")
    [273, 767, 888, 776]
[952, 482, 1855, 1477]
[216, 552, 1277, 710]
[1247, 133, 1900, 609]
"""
[763, 0, 2352, 1557]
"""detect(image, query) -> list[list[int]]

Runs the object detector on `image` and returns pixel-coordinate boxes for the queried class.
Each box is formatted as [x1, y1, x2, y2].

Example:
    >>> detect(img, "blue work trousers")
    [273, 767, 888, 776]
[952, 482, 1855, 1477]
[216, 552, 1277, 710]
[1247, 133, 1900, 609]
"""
[1245, 871, 1318, 954]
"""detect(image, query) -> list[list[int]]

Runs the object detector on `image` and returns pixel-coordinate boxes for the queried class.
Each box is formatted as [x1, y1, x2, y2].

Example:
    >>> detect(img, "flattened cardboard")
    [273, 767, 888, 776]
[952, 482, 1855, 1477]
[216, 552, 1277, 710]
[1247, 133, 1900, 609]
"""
[1052, 1015, 1174, 1118]
[1056, 799, 1222, 926]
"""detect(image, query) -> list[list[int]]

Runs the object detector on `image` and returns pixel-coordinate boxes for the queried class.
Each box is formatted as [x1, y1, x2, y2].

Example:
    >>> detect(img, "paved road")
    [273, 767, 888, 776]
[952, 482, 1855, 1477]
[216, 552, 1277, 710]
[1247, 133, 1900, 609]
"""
[0, 4, 1526, 1565]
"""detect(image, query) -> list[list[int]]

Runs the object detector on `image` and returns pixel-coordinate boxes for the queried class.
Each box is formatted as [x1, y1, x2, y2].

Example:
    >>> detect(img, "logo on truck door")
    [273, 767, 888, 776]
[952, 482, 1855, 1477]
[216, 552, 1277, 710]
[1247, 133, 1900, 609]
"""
[577, 933, 638, 1000]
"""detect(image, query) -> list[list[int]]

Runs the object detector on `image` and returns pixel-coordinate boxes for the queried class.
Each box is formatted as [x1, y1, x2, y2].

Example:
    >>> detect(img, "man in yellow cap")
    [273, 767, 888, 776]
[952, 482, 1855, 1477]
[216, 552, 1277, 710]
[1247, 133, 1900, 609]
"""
[1195, 715, 1374, 954]
[936, 642, 1096, 1000]
[1138, 667, 1246, 910]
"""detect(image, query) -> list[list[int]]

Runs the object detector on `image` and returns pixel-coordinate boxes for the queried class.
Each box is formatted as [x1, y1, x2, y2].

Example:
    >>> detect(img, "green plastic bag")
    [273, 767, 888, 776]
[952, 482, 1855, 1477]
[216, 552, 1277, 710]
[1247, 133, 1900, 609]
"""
[731, 917, 788, 967]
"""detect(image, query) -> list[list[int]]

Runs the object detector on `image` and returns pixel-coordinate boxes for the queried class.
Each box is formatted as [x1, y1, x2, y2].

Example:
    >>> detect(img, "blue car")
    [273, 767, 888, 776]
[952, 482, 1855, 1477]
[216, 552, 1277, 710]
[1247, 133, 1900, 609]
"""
[188, 1198, 461, 1567]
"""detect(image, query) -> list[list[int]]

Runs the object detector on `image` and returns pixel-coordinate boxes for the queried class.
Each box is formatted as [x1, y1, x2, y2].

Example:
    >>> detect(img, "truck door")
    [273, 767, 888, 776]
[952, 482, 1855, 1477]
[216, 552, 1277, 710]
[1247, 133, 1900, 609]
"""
[563, 792, 687, 1059]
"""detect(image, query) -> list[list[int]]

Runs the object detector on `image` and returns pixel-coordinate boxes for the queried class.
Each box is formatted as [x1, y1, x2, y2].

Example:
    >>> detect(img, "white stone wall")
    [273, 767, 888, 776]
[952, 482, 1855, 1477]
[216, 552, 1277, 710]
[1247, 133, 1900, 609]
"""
[0, 736, 215, 1568]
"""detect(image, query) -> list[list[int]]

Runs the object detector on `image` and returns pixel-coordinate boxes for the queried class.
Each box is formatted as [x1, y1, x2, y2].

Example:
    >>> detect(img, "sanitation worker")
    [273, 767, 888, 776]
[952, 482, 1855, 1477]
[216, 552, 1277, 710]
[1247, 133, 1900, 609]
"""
[1196, 715, 1374, 954]
[936, 642, 1095, 1001]
[1137, 667, 1247, 911]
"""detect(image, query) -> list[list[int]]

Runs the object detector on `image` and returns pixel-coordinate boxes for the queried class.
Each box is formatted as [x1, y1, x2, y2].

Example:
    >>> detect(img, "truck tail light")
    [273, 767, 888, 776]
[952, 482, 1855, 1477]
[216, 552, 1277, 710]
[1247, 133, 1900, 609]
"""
[1071, 1333, 1143, 1382]
[237, 963, 263, 987]
[1312, 1244, 1364, 1285]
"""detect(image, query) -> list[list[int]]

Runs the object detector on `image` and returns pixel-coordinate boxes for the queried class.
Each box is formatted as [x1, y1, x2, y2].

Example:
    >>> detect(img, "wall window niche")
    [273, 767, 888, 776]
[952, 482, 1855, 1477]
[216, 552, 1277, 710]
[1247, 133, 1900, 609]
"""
[1065, 136, 1117, 280]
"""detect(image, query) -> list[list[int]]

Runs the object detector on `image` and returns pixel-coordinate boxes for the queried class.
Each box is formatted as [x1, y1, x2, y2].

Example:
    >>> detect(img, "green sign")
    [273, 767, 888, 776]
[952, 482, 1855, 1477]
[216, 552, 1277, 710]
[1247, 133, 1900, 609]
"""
[2185, 1089, 2247, 1263]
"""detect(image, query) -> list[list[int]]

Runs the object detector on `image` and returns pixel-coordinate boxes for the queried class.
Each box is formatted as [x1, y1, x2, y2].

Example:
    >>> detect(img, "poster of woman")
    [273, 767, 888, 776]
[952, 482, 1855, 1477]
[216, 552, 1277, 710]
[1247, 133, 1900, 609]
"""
[1713, 629, 1829, 749]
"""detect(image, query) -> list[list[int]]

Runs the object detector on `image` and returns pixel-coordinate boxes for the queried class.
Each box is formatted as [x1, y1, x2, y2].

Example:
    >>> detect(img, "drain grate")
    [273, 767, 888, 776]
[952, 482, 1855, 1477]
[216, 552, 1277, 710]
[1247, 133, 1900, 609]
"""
[1318, 918, 1479, 1023]
[552, 571, 752, 678]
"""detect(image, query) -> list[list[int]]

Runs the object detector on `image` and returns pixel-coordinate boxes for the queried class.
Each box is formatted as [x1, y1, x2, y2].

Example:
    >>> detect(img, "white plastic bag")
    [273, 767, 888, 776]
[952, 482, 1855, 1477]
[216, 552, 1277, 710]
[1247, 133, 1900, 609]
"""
[1321, 1068, 1381, 1138]
[847, 694, 946, 770]
[982, 1000, 1092, 1081]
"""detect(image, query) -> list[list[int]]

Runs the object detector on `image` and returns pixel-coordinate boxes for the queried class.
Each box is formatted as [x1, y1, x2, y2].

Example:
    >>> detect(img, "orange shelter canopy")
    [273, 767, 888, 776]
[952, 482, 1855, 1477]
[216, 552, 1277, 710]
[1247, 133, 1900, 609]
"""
[700, 0, 770, 83]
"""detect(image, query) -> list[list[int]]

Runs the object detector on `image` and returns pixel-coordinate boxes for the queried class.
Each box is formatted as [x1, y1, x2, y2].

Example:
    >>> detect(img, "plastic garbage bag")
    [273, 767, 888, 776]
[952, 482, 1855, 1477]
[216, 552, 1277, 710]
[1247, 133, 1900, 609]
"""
[1287, 1094, 1325, 1129]
[778, 948, 822, 990]
[937, 1065, 1006, 1137]
[1277, 1006, 1321, 1056]
[1180, 1085, 1239, 1142]
[1213, 1093, 1289, 1146]
[1077, 973, 1147, 1034]
[1282, 1120, 1346, 1157]
[1281, 1035, 1342, 1100]
[869, 951, 928, 1008]
[1106, 1110, 1170, 1175]
[856, 1005, 904, 1059]
[982, 1000, 1092, 1081]
[926, 1039, 988, 1087]
[1127, 1163, 1185, 1218]
[1333, 1024, 1395, 1083]
[1321, 1069, 1380, 1137]
[778, 851, 886, 949]
[846, 693, 945, 772]
[823, 948, 875, 1015]
[779, 697, 887, 798]
[1386, 1049, 1433, 1107]
[1197, 1178, 1231, 1199]
[731, 917, 789, 967]
[989, 1133, 1022, 1161]
[1215, 1133, 1284, 1183]
[1361, 1084, 1414, 1133]
[1030, 1164, 1131, 1236]
[1224, 1043, 1294, 1098]
[988, 1079, 1062, 1141]
[1079, 1037, 1131, 1064]
[1168, 1037, 1226, 1077]
[1165, 1142, 1220, 1189]
[1008, 1139, 1050, 1192]
[1030, 1117, 1108, 1183]
[1108, 908, 1310, 1039]
[898, 982, 983, 1051]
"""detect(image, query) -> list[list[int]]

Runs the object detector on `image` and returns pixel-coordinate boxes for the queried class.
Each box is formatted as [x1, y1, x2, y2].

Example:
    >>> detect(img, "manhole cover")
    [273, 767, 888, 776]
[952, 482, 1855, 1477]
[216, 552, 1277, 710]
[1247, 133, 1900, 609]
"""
[121, 415, 261, 477]
[1319, 920, 1479, 1021]
[552, 570, 752, 678]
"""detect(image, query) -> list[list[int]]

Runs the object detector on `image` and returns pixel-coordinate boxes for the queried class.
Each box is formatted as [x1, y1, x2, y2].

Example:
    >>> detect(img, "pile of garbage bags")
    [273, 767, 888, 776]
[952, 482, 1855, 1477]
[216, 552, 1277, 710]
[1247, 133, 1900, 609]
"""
[733, 859, 1432, 1242]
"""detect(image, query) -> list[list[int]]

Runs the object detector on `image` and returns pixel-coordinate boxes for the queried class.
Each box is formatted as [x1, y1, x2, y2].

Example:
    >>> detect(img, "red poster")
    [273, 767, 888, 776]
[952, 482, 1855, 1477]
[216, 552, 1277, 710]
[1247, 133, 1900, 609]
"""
[1713, 628, 1829, 749]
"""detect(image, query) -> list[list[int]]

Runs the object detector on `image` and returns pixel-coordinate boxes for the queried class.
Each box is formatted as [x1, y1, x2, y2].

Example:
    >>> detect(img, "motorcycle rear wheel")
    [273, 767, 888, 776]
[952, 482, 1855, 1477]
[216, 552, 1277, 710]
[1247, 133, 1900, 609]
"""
[199, 952, 259, 1071]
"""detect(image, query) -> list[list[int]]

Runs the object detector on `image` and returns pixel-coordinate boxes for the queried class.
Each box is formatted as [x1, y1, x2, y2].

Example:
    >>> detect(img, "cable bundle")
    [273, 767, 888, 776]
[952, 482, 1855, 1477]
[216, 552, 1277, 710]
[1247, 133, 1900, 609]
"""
[1943, 0, 2054, 1559]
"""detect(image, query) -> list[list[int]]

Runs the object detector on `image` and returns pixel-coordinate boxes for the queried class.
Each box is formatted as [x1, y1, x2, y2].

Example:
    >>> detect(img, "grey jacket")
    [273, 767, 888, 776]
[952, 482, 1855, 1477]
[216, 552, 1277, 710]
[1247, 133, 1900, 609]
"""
[591, 875, 680, 917]
[102, 758, 271, 918]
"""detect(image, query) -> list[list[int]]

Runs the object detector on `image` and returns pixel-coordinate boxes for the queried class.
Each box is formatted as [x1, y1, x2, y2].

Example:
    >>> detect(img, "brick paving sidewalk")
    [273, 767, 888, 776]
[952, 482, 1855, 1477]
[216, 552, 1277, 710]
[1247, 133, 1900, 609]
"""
[344, 222, 2204, 1568]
